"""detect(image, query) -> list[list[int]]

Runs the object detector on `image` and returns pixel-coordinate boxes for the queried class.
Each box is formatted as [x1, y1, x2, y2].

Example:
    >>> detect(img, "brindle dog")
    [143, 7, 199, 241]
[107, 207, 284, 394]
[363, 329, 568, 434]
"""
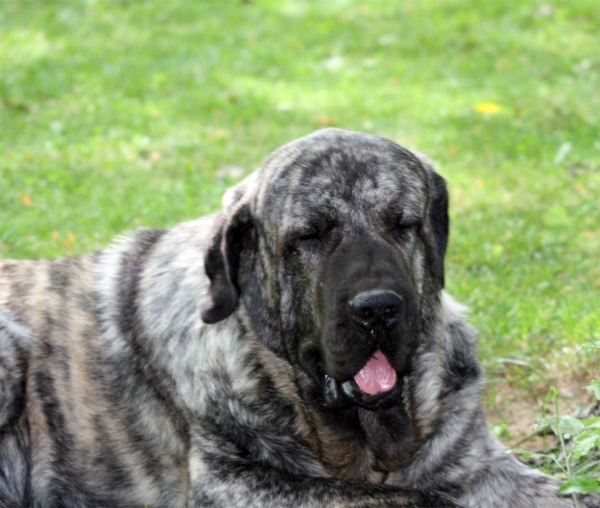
[1, 129, 596, 508]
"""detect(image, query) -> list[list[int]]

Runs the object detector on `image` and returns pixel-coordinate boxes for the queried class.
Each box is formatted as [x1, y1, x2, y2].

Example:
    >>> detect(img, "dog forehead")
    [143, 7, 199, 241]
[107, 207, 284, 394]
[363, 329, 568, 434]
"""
[254, 129, 428, 224]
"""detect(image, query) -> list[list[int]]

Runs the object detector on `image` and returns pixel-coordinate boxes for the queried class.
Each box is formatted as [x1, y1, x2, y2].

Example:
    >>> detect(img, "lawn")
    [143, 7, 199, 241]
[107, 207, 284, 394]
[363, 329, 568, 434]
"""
[1, 0, 598, 426]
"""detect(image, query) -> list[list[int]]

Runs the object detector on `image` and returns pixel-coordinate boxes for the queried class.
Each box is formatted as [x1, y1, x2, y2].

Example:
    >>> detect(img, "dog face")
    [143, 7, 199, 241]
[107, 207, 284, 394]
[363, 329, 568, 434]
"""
[201, 129, 449, 412]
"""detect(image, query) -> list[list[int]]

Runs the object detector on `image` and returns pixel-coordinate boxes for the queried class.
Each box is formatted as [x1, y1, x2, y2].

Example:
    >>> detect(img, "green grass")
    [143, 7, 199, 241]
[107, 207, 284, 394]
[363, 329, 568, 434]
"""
[1, 0, 599, 383]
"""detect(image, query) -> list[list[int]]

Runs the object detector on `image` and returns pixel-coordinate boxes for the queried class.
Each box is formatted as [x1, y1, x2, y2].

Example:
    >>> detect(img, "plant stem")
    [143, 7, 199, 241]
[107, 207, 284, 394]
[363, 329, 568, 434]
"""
[554, 394, 580, 508]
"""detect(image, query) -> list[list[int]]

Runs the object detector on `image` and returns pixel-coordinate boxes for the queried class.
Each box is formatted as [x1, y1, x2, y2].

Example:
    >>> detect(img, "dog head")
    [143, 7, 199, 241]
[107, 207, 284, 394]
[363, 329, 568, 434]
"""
[201, 129, 448, 411]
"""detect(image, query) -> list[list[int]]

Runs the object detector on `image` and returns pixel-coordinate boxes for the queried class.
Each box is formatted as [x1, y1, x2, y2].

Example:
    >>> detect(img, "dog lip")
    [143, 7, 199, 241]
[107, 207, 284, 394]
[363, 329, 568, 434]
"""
[339, 377, 403, 409]
[323, 374, 345, 407]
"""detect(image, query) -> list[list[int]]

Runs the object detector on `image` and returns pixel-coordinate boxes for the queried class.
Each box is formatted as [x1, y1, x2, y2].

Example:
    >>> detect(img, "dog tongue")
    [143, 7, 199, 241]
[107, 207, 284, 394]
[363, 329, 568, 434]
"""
[354, 350, 397, 395]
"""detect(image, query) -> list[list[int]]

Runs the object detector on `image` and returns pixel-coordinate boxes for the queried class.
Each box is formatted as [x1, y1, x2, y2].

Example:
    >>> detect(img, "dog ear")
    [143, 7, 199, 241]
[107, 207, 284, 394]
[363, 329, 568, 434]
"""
[424, 167, 449, 289]
[201, 202, 254, 324]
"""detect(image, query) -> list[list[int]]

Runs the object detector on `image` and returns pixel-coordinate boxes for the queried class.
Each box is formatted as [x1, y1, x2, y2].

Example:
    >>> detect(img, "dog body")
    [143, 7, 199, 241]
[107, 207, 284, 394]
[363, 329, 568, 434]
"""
[0, 224, 456, 507]
[0, 129, 596, 508]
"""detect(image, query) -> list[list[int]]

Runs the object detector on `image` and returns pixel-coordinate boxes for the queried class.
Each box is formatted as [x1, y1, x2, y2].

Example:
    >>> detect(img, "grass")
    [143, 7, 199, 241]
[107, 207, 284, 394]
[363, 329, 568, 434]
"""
[1, 0, 598, 402]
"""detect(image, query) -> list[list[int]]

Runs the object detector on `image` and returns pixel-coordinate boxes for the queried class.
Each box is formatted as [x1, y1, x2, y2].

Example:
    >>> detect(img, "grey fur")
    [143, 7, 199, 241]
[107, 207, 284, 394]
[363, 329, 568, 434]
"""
[0, 129, 596, 508]
[0, 310, 32, 506]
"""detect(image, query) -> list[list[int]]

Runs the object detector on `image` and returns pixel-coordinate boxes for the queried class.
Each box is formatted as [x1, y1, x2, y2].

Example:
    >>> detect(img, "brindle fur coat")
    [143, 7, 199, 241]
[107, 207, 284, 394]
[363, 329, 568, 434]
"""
[0, 129, 596, 508]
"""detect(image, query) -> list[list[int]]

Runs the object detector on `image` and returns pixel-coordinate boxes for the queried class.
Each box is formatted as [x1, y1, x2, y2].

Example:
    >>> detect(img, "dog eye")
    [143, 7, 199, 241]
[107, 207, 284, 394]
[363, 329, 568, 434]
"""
[392, 220, 420, 241]
[287, 231, 322, 252]
[295, 232, 321, 249]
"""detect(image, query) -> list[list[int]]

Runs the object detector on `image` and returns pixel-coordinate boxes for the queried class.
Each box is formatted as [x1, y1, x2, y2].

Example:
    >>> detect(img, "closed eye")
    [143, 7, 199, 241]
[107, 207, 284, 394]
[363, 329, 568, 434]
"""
[392, 220, 421, 241]
[286, 215, 338, 254]
[297, 231, 321, 244]
[286, 230, 322, 252]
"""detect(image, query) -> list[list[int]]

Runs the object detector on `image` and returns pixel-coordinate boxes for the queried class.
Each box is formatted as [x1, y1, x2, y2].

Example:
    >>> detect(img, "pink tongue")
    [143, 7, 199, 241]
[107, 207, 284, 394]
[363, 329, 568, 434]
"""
[353, 350, 397, 395]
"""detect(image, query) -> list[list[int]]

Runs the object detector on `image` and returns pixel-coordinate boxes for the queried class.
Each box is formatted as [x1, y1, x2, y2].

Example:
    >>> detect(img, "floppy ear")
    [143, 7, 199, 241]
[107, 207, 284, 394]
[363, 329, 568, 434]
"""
[424, 170, 449, 288]
[201, 202, 253, 324]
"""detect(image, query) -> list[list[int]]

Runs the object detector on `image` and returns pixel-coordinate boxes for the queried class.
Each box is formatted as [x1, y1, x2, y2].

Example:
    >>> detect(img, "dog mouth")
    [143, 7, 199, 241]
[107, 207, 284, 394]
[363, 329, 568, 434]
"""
[322, 350, 404, 409]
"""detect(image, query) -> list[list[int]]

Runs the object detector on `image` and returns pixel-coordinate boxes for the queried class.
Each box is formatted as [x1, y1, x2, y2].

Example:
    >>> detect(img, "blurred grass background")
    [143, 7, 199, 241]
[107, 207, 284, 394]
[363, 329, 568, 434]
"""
[1, 0, 599, 416]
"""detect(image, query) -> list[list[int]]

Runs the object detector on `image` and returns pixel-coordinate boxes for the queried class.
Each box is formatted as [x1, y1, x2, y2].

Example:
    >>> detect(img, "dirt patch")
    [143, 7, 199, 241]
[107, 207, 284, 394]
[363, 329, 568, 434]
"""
[484, 368, 598, 450]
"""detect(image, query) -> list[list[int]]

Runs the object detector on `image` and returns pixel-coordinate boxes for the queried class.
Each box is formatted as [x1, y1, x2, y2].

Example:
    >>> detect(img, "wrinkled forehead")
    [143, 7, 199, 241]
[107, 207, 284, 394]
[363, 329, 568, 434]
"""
[253, 129, 428, 230]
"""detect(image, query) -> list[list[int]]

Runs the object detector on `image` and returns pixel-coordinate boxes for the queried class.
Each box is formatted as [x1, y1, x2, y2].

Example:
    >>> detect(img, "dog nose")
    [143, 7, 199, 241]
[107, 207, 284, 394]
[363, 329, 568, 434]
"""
[349, 291, 402, 331]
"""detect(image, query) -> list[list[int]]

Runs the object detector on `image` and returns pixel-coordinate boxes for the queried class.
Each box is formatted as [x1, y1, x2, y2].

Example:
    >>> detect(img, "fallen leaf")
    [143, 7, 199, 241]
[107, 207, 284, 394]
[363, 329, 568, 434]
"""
[64, 231, 76, 250]
[213, 129, 230, 139]
[535, 5, 554, 18]
[22, 194, 33, 206]
[553, 142, 572, 165]
[313, 115, 336, 127]
[474, 102, 502, 115]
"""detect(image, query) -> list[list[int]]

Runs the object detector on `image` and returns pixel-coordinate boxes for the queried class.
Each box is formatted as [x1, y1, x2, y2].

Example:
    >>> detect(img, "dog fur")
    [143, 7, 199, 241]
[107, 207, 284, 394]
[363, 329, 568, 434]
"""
[0, 129, 596, 508]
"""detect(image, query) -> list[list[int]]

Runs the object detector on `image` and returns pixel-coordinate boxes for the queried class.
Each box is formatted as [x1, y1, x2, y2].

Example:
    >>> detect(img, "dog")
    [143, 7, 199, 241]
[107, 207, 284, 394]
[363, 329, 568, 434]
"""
[0, 129, 597, 508]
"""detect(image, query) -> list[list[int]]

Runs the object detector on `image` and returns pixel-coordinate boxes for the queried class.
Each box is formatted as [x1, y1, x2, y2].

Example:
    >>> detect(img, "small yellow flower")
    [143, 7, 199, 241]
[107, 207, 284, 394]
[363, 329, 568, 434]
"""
[474, 102, 502, 115]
